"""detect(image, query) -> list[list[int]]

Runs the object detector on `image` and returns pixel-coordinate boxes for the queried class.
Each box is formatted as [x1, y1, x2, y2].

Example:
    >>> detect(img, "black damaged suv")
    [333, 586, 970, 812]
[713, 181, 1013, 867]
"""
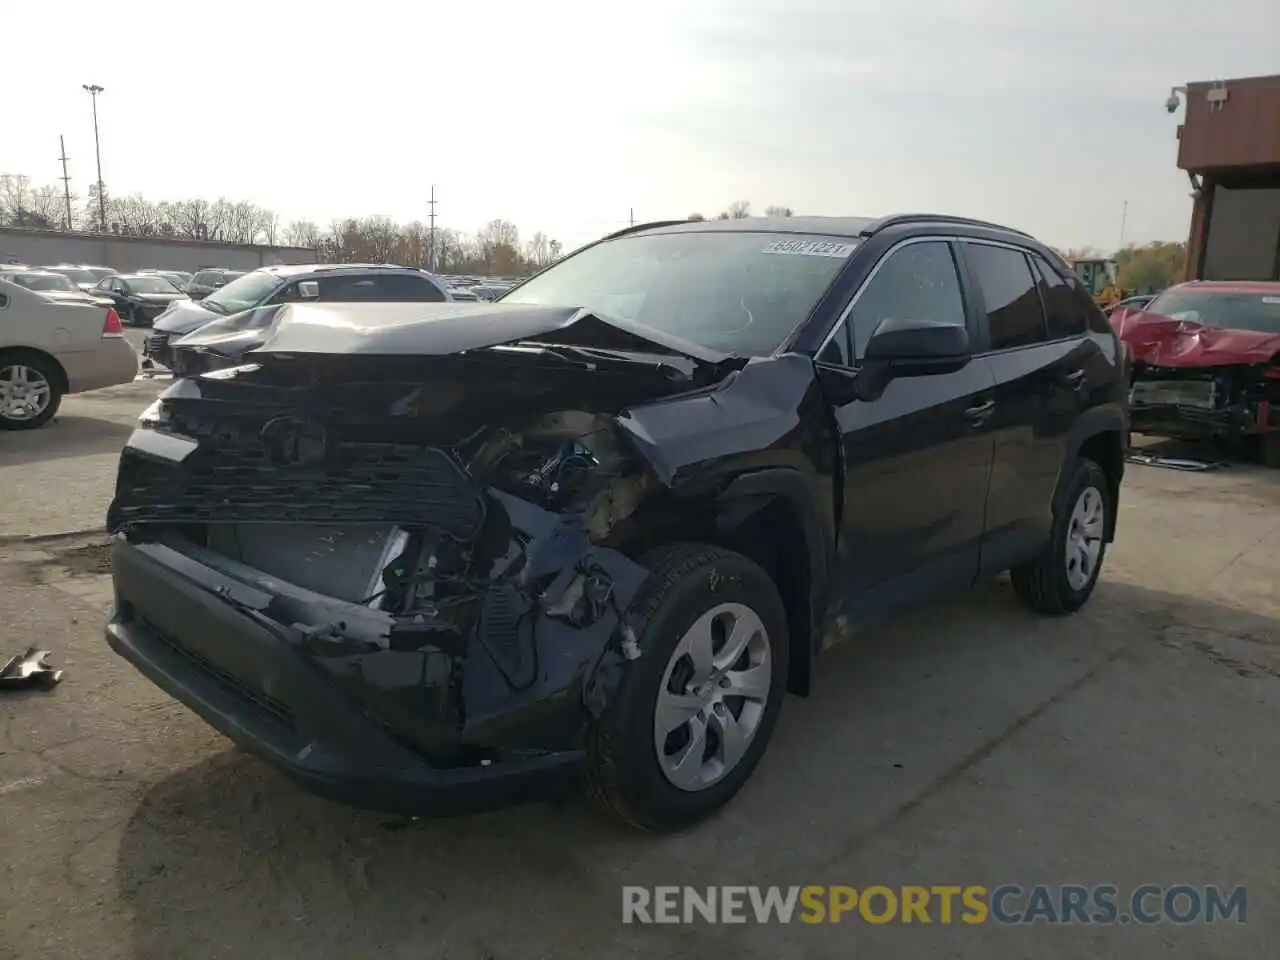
[105, 214, 1127, 831]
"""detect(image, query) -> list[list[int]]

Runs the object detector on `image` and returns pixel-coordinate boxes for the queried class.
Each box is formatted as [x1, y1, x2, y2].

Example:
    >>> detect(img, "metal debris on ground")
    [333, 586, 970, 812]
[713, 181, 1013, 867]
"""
[1125, 453, 1224, 472]
[0, 647, 64, 690]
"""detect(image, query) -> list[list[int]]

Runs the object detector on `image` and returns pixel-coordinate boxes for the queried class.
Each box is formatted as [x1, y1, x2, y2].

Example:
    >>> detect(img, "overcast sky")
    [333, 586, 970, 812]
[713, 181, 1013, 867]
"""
[2, 0, 1276, 252]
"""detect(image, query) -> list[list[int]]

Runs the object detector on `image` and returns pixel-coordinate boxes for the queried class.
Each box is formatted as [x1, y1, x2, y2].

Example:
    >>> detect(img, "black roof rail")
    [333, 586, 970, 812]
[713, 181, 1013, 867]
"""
[863, 213, 1032, 238]
[599, 220, 691, 242]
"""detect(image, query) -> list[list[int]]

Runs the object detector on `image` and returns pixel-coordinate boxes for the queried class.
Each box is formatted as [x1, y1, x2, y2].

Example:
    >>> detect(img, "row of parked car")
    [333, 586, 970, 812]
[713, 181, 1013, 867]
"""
[0, 259, 512, 429]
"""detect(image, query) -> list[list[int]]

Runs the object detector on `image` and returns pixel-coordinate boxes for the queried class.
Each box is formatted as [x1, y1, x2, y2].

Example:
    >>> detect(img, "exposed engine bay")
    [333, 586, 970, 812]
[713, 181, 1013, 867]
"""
[105, 350, 712, 760]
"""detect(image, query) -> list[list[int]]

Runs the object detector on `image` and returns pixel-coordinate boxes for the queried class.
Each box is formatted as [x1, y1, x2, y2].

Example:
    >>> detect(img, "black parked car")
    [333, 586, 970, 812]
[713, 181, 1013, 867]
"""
[105, 214, 1127, 831]
[92, 273, 188, 326]
[185, 268, 246, 300]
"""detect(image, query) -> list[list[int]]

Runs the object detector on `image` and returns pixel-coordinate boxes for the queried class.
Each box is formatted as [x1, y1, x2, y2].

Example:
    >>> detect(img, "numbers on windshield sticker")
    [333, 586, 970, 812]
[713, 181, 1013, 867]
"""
[761, 239, 856, 258]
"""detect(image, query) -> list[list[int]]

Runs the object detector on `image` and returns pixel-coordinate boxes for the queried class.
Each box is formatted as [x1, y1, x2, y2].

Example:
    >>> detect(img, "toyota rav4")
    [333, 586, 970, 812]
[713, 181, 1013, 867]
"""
[105, 214, 1127, 831]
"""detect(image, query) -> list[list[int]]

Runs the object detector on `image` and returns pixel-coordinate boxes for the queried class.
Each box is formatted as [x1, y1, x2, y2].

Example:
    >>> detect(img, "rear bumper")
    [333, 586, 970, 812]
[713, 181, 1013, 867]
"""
[106, 538, 585, 816]
[64, 339, 139, 393]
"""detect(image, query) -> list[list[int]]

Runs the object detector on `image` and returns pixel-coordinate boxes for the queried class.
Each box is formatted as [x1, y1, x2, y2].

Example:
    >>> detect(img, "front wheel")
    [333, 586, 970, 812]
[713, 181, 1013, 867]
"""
[1011, 458, 1110, 615]
[585, 544, 788, 832]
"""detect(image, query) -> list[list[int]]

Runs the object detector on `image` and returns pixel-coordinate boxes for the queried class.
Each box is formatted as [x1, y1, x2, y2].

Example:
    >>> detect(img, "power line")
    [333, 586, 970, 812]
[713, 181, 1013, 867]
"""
[58, 136, 73, 231]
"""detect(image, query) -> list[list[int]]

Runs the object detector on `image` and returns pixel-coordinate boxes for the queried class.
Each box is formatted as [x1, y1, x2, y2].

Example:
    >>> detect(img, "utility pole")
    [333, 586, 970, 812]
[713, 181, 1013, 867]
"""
[1118, 200, 1129, 250]
[427, 185, 437, 272]
[58, 136, 73, 231]
[82, 84, 106, 232]
[629, 207, 634, 227]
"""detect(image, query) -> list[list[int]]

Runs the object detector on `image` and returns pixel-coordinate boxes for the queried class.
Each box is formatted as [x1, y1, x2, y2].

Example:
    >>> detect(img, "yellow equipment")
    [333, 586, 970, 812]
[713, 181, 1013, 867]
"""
[1069, 258, 1125, 308]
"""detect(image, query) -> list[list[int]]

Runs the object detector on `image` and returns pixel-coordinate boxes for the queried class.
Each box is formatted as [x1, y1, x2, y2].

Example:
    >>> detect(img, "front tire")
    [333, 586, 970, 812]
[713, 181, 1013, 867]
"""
[1011, 458, 1110, 615]
[585, 544, 788, 832]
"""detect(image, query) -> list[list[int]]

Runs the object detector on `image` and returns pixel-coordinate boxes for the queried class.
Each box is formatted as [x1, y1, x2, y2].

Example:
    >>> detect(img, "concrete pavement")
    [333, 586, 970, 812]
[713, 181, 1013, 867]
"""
[0, 387, 1277, 959]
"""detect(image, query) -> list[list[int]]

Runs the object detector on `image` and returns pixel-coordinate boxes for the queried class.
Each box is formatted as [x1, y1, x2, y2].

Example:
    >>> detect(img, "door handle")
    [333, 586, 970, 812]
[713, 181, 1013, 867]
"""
[963, 399, 995, 423]
[1064, 369, 1087, 391]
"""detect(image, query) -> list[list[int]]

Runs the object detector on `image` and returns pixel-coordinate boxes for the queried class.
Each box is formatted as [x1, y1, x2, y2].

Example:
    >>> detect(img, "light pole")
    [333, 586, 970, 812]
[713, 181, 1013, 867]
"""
[82, 84, 106, 232]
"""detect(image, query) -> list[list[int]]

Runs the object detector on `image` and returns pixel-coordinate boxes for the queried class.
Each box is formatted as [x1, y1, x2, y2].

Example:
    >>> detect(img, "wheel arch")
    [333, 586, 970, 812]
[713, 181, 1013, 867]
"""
[1058, 407, 1126, 542]
[708, 468, 832, 696]
[0, 345, 70, 395]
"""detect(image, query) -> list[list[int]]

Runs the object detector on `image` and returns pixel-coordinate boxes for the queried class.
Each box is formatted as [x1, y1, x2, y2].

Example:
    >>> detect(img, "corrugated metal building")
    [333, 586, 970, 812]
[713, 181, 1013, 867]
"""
[1176, 73, 1280, 281]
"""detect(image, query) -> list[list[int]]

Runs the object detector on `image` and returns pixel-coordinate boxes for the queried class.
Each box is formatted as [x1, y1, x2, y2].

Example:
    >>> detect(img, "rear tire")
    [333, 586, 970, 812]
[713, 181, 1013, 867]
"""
[1260, 433, 1280, 469]
[585, 544, 788, 832]
[0, 352, 63, 430]
[1011, 458, 1110, 615]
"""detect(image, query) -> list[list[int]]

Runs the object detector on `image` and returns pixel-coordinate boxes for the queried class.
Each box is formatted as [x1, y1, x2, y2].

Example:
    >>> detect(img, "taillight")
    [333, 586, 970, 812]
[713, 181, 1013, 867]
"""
[102, 307, 123, 337]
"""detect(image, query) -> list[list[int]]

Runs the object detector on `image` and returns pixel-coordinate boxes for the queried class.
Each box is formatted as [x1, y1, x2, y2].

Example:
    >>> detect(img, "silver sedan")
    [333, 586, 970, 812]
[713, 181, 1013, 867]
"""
[0, 277, 139, 429]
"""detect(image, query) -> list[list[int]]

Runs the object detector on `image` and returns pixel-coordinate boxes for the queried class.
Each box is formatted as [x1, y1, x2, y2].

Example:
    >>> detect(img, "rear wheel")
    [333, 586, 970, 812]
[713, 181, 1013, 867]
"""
[1259, 433, 1280, 469]
[0, 353, 63, 430]
[1011, 458, 1109, 615]
[585, 544, 788, 832]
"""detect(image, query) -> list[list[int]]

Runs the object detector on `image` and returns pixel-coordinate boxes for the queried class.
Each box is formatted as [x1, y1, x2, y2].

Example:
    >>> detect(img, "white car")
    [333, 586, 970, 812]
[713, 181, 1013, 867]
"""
[0, 277, 138, 429]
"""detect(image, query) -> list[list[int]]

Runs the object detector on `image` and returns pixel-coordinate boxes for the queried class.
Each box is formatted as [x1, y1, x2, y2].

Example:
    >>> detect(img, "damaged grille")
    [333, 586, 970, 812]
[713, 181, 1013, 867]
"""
[109, 439, 485, 536]
[1130, 379, 1217, 409]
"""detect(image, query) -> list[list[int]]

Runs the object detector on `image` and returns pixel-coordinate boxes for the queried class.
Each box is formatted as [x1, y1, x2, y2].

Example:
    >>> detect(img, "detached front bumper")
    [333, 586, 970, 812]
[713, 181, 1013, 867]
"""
[106, 537, 594, 816]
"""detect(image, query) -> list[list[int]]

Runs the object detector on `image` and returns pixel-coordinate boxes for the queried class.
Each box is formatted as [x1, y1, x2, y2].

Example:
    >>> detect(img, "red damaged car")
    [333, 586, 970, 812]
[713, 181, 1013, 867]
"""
[1111, 281, 1280, 466]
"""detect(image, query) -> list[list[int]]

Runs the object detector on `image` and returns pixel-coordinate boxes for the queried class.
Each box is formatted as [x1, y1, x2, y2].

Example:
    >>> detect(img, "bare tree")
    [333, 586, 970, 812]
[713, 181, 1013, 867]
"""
[0, 168, 570, 275]
[172, 198, 212, 240]
[726, 200, 752, 219]
[28, 185, 66, 229]
[260, 209, 281, 245]
[524, 232, 553, 269]
[764, 205, 794, 217]
[477, 219, 522, 274]
[360, 216, 400, 263]
[284, 219, 321, 248]
[112, 194, 160, 235]
[0, 174, 33, 225]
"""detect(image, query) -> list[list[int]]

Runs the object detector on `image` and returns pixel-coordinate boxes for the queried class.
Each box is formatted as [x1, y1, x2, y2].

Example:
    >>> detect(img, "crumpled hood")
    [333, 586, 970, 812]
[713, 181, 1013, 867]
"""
[1111, 307, 1280, 368]
[153, 297, 220, 335]
[173, 301, 735, 368]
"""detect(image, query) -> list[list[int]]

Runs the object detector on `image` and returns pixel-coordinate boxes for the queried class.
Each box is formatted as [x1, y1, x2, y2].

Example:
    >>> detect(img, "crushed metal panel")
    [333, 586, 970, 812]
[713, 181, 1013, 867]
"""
[0, 647, 63, 690]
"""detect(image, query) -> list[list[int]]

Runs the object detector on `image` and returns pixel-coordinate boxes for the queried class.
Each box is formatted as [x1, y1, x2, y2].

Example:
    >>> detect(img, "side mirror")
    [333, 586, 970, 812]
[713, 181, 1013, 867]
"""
[298, 280, 320, 300]
[863, 317, 970, 377]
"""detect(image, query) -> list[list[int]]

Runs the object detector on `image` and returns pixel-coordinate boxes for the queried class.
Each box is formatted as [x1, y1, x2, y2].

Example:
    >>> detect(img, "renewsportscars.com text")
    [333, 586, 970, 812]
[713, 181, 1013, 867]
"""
[622, 885, 1247, 925]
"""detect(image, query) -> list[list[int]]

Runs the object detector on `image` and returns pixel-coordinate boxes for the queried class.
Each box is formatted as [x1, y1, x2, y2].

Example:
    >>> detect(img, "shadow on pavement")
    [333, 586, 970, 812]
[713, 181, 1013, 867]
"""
[111, 578, 1280, 960]
[0, 415, 132, 467]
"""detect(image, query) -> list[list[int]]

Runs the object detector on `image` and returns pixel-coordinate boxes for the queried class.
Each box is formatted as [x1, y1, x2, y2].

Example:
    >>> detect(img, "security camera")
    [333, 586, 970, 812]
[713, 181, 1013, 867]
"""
[1165, 94, 1180, 114]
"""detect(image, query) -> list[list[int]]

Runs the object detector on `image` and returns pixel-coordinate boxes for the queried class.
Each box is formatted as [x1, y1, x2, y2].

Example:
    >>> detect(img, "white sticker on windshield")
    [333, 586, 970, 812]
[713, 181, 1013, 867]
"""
[1262, 297, 1280, 304]
[762, 238, 856, 258]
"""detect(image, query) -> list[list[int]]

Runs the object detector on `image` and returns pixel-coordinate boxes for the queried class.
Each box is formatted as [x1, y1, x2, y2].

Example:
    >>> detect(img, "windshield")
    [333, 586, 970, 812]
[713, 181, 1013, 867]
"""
[203, 270, 281, 313]
[126, 276, 181, 294]
[1145, 289, 1280, 334]
[11, 272, 78, 292]
[501, 231, 857, 355]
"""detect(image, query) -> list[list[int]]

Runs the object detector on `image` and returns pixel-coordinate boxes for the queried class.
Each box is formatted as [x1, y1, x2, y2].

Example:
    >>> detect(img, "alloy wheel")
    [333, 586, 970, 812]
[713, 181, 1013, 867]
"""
[0, 364, 53, 422]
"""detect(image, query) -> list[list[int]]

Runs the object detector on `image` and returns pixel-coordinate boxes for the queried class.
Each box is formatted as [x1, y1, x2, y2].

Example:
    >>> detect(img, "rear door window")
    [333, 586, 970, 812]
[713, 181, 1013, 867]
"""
[1031, 255, 1089, 339]
[963, 244, 1047, 350]
[375, 273, 448, 301]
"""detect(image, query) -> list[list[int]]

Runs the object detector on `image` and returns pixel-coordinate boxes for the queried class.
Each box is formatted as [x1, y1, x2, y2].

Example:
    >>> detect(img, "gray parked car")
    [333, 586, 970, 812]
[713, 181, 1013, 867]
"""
[145, 263, 453, 369]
